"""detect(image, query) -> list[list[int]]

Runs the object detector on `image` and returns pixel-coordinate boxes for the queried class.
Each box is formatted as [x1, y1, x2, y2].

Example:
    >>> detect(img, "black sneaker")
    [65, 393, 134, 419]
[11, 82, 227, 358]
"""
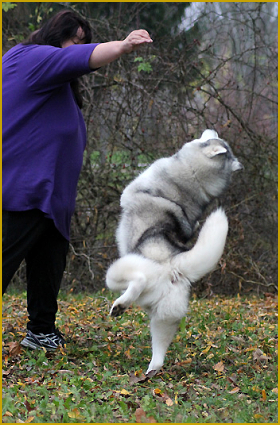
[21, 329, 66, 351]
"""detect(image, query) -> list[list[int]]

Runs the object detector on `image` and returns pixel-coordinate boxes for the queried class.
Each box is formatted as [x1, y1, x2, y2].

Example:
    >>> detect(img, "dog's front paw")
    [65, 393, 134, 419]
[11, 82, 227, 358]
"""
[110, 303, 126, 317]
[145, 369, 158, 378]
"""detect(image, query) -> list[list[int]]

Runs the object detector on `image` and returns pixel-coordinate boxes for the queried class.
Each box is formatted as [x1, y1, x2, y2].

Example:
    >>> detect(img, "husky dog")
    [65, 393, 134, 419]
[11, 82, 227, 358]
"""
[106, 130, 242, 374]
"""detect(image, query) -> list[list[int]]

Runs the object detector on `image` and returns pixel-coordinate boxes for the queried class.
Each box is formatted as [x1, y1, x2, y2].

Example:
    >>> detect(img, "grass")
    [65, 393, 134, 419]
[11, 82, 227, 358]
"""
[2, 290, 278, 423]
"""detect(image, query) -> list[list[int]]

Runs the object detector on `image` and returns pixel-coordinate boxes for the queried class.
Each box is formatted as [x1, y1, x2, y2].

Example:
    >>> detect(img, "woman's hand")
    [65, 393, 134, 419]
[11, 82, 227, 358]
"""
[121, 30, 153, 54]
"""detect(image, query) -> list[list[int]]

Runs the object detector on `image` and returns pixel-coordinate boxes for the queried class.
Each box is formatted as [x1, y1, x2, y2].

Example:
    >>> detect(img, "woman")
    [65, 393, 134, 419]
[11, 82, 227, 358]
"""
[2, 10, 152, 350]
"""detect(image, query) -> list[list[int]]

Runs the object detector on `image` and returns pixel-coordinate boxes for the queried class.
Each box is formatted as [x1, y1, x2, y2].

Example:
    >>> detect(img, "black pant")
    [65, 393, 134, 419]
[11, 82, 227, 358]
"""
[2, 210, 69, 333]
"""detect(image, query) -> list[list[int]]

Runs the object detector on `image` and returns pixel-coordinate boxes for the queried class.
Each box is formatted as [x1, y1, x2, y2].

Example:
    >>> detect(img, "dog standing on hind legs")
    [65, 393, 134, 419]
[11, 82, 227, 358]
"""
[106, 129, 243, 374]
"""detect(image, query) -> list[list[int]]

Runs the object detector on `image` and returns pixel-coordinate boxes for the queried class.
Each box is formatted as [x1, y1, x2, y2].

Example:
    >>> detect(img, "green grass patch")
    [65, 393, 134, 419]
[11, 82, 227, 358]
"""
[2, 291, 278, 423]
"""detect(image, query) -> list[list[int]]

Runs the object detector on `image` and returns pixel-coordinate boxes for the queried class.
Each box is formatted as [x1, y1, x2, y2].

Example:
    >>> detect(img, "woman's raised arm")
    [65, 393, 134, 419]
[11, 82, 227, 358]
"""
[89, 29, 153, 69]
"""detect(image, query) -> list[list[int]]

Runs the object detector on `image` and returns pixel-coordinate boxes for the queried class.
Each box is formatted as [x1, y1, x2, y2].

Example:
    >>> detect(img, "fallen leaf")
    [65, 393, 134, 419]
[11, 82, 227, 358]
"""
[135, 407, 156, 423]
[56, 370, 74, 375]
[253, 349, 269, 362]
[8, 341, 22, 357]
[63, 324, 70, 334]
[68, 408, 85, 420]
[25, 416, 35, 423]
[129, 369, 157, 384]
[114, 388, 131, 396]
[153, 388, 174, 406]
[175, 358, 192, 366]
[228, 387, 240, 394]
[135, 407, 146, 423]
[260, 389, 267, 401]
[231, 336, 246, 343]
[195, 384, 212, 392]
[201, 345, 212, 355]
[58, 346, 67, 355]
[227, 374, 238, 388]
[213, 361, 225, 372]
[24, 400, 33, 413]
[165, 397, 174, 406]
[2, 369, 11, 378]
[125, 348, 132, 359]
[129, 371, 148, 384]
[3, 411, 13, 417]
[24, 377, 40, 385]
[254, 414, 264, 419]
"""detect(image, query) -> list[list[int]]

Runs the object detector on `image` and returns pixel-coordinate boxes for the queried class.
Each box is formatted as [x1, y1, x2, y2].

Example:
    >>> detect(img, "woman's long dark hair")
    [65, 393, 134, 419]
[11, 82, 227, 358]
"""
[23, 10, 92, 108]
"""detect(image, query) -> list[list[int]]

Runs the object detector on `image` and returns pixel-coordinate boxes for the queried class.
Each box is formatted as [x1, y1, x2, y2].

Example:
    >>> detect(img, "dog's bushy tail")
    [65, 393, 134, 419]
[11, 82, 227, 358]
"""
[172, 208, 228, 282]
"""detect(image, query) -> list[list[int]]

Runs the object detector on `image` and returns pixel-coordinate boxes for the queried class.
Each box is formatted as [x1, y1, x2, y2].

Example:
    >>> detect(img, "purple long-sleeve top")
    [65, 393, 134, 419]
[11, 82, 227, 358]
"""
[2, 42, 99, 240]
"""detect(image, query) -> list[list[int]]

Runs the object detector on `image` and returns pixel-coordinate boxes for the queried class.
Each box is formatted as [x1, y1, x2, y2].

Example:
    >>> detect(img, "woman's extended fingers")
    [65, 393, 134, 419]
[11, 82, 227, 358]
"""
[123, 29, 153, 53]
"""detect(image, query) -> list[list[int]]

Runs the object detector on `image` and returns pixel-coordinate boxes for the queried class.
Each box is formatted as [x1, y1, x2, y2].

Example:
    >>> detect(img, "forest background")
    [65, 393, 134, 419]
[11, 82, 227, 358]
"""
[2, 1, 278, 296]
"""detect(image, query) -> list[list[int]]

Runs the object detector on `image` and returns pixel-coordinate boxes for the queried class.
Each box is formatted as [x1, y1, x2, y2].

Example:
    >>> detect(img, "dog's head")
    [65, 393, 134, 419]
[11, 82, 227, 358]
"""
[177, 129, 243, 197]
[198, 129, 243, 172]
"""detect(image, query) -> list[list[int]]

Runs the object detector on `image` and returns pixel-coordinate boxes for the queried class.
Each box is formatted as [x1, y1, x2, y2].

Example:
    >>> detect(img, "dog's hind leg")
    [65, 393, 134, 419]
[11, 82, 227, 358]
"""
[146, 317, 179, 374]
[110, 272, 147, 317]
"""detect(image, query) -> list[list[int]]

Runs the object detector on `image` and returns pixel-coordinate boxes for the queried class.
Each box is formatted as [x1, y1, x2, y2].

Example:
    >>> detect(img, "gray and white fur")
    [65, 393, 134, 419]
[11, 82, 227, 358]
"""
[106, 129, 243, 373]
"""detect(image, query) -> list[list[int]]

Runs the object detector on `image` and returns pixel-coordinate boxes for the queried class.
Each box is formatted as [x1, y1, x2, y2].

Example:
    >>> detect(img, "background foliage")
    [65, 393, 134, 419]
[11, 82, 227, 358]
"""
[2, 2, 278, 295]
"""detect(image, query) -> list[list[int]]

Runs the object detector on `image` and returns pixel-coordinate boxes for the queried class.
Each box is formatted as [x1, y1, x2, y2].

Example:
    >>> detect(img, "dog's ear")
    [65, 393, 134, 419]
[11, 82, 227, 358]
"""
[200, 129, 219, 142]
[202, 142, 227, 158]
